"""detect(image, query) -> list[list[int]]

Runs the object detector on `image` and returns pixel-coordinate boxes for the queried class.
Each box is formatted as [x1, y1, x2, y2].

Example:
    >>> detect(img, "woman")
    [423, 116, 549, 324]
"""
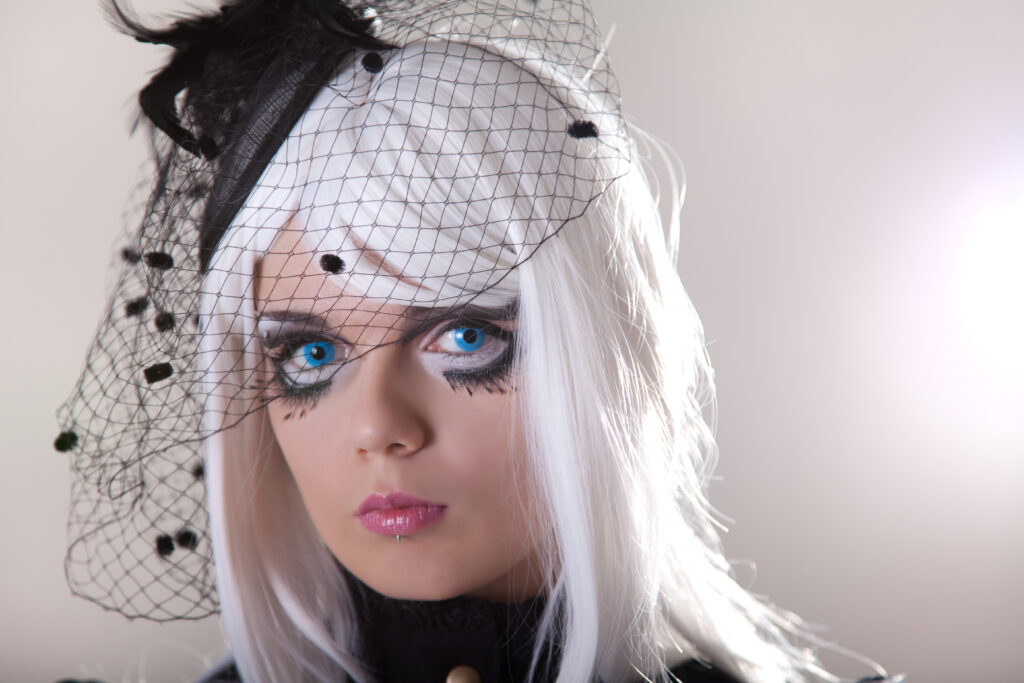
[56, 1, 897, 681]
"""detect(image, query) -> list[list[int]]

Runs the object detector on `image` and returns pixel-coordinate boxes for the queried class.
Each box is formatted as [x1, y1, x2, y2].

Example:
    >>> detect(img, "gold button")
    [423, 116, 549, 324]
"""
[445, 664, 482, 683]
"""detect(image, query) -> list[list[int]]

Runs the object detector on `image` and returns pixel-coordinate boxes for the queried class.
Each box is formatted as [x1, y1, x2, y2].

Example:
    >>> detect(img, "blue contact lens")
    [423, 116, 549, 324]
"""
[303, 341, 335, 367]
[453, 327, 485, 352]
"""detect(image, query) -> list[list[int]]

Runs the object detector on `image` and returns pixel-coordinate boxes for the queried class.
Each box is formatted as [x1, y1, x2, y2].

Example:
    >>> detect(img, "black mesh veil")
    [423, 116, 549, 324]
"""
[56, 0, 630, 621]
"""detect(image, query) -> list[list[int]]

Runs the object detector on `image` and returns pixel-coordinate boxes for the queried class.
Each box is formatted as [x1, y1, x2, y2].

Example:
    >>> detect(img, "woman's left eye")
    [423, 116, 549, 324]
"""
[438, 327, 488, 354]
[424, 321, 512, 378]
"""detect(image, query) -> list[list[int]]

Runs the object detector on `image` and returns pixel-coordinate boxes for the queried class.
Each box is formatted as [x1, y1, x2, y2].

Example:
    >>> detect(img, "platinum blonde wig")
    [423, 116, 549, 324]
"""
[198, 37, 849, 683]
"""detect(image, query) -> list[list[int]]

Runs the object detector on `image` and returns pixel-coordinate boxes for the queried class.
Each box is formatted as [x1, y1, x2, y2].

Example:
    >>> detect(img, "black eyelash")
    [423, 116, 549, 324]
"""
[444, 363, 515, 396]
[273, 372, 332, 410]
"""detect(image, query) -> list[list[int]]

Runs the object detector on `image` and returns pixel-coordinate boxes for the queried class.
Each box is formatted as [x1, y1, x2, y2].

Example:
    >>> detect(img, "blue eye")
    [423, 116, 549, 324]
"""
[303, 341, 335, 367]
[428, 320, 515, 394]
[271, 340, 341, 393]
[451, 327, 485, 352]
[433, 323, 507, 362]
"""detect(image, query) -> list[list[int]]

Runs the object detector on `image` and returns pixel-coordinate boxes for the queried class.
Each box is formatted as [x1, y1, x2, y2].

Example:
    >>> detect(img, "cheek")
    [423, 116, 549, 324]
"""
[428, 384, 521, 479]
[264, 399, 353, 519]
[266, 403, 327, 477]
[435, 397, 537, 545]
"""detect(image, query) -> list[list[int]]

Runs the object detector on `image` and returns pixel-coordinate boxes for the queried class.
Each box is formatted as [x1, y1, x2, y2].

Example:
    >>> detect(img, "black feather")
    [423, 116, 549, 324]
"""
[137, 49, 216, 157]
[105, 0, 386, 159]
[104, 0, 391, 270]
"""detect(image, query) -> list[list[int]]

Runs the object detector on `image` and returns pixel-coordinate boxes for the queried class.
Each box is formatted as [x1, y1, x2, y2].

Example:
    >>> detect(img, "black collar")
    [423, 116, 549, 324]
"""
[347, 572, 559, 683]
[344, 574, 743, 683]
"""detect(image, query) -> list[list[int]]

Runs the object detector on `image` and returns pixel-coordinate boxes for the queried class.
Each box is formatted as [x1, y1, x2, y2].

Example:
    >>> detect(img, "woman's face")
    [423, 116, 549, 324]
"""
[254, 232, 544, 602]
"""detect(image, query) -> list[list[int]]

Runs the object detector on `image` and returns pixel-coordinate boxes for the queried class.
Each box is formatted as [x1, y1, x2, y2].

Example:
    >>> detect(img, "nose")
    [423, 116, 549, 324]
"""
[345, 344, 428, 459]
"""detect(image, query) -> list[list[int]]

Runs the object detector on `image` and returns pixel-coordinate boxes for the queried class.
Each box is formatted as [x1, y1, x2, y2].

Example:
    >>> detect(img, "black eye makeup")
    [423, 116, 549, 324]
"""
[255, 307, 517, 406]
[422, 318, 516, 395]
[256, 315, 351, 409]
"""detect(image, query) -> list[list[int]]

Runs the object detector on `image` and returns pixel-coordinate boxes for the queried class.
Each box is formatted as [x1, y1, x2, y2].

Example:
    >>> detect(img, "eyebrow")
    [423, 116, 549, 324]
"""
[256, 300, 519, 344]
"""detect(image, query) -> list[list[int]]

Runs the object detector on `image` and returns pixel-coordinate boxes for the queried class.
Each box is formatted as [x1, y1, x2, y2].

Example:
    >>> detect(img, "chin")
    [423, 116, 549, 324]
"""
[352, 565, 477, 602]
[332, 535, 535, 602]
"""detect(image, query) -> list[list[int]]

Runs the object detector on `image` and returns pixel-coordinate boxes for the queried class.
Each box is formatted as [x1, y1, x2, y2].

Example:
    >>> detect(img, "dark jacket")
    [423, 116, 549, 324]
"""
[199, 574, 894, 683]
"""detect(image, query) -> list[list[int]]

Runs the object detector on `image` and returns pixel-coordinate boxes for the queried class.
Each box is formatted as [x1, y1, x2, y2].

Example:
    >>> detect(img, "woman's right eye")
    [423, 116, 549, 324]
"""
[299, 341, 335, 367]
[273, 340, 342, 389]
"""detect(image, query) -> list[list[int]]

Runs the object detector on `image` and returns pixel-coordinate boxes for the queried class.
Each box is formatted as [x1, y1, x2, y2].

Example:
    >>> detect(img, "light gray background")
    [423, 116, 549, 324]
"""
[2, 1, 1022, 681]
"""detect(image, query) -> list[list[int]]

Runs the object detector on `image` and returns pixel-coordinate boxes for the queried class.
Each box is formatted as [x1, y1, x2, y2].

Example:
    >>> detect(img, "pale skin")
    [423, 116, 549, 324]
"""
[255, 229, 545, 602]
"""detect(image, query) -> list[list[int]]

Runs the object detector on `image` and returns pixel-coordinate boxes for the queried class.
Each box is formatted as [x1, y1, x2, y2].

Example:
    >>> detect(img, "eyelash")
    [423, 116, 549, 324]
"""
[263, 319, 516, 407]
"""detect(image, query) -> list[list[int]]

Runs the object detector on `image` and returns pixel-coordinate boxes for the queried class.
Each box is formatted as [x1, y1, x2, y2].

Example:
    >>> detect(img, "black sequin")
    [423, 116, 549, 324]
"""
[567, 119, 599, 138]
[362, 51, 385, 73]
[319, 253, 345, 274]
[175, 529, 200, 550]
[144, 362, 173, 384]
[124, 296, 149, 317]
[192, 462, 205, 480]
[155, 534, 175, 557]
[54, 430, 78, 452]
[154, 311, 175, 332]
[144, 251, 174, 270]
[121, 248, 141, 264]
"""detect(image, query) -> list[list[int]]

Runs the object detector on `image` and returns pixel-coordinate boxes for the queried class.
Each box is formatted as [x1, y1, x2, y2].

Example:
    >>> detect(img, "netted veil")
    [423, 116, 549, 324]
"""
[55, 0, 630, 621]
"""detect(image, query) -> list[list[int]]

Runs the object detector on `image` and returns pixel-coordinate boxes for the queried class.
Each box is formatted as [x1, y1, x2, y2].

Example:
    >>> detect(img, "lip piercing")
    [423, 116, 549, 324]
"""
[395, 535, 402, 542]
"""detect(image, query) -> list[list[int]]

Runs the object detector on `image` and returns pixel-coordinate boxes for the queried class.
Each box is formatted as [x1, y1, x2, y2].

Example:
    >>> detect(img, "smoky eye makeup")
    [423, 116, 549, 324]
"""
[256, 314, 352, 406]
[421, 317, 517, 394]
[255, 306, 518, 403]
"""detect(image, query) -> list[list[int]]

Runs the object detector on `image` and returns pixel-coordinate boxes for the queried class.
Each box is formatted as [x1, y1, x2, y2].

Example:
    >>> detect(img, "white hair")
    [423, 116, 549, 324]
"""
[198, 38, 861, 683]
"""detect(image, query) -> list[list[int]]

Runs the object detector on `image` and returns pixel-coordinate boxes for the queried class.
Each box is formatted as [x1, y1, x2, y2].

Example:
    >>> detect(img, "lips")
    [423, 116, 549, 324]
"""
[356, 492, 447, 536]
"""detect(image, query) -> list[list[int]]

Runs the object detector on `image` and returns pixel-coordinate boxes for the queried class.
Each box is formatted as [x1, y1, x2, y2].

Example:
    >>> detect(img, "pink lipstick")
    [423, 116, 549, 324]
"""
[356, 492, 447, 536]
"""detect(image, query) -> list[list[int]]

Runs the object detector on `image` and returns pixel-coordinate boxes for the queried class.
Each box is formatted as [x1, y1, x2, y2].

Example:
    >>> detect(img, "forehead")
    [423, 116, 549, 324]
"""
[254, 228, 516, 342]
[254, 231, 422, 350]
[256, 227, 398, 319]
[253, 174, 521, 311]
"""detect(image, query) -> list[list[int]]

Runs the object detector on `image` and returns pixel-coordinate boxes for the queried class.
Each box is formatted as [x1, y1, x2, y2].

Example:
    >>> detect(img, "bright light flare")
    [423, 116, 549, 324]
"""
[954, 195, 1024, 378]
